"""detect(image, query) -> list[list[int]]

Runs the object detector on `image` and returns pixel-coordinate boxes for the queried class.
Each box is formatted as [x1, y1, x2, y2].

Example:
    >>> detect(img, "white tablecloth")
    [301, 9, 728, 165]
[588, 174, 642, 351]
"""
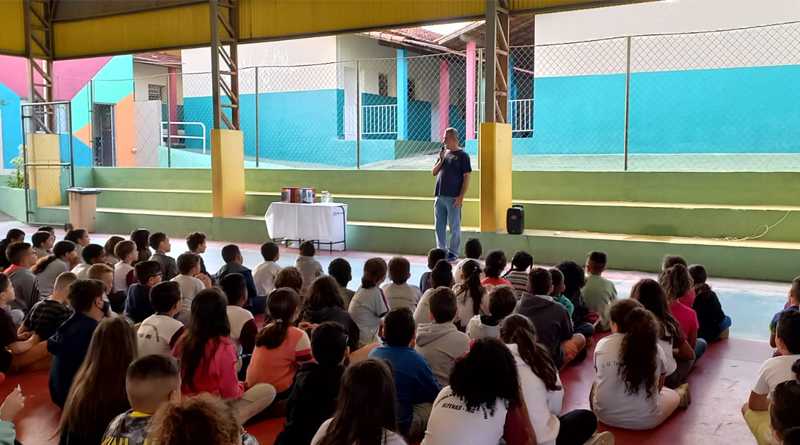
[265, 202, 348, 249]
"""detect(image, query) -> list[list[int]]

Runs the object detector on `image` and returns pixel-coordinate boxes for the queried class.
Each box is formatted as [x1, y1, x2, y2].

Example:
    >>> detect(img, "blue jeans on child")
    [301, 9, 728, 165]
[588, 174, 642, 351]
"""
[434, 196, 462, 260]
[718, 315, 732, 336]
[694, 337, 708, 362]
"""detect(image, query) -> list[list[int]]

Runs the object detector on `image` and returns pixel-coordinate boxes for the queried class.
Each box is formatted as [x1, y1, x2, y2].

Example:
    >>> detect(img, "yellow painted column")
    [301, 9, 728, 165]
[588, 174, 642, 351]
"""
[27, 133, 62, 207]
[478, 122, 513, 233]
[211, 129, 245, 217]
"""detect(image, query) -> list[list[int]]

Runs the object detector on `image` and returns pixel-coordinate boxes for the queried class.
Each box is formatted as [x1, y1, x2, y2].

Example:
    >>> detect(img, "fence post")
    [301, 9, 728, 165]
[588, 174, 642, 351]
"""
[623, 36, 631, 172]
[255, 67, 260, 168]
[356, 60, 361, 169]
[166, 73, 172, 168]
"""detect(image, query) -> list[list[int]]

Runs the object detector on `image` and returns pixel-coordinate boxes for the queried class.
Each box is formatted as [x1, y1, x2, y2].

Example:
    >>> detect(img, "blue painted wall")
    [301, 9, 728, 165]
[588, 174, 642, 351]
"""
[0, 83, 22, 169]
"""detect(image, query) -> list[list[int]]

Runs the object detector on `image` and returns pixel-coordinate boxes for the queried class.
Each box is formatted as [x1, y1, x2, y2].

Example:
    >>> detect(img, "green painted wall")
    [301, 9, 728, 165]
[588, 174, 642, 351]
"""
[0, 186, 27, 222]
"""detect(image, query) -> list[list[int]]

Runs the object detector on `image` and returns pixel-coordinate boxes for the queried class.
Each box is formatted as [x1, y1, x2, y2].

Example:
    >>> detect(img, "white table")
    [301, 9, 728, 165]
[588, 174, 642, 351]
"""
[265, 202, 348, 251]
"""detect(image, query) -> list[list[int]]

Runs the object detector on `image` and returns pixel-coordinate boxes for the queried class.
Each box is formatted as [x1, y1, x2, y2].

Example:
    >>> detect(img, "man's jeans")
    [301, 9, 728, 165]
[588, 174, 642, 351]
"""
[434, 196, 462, 260]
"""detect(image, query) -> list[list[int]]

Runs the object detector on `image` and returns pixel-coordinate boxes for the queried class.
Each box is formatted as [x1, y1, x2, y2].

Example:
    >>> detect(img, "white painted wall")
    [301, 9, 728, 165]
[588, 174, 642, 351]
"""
[133, 63, 184, 105]
[534, 0, 800, 76]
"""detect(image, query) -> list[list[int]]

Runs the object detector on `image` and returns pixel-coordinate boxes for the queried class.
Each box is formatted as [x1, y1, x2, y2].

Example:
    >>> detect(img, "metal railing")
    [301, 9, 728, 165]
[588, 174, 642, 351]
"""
[161, 121, 207, 153]
[474, 99, 533, 134]
[360, 104, 398, 136]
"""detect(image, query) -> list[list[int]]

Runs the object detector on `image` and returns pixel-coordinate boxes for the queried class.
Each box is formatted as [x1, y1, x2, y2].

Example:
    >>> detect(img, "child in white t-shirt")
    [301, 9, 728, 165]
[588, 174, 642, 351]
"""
[414, 259, 454, 327]
[294, 241, 323, 295]
[253, 241, 282, 297]
[138, 281, 185, 356]
[383, 256, 421, 311]
[467, 285, 517, 340]
[349, 258, 389, 348]
[220, 273, 258, 357]
[172, 253, 211, 325]
[592, 299, 689, 431]
[113, 240, 137, 293]
[453, 238, 483, 285]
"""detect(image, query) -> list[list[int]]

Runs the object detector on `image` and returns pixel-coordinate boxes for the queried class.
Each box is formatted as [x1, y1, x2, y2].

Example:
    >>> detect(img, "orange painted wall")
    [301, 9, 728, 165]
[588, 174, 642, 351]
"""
[74, 123, 92, 147]
[115, 93, 135, 167]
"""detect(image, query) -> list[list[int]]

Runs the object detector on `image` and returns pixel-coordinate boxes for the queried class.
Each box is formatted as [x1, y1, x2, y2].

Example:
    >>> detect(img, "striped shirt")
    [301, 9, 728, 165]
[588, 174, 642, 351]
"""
[503, 270, 529, 298]
[23, 299, 73, 340]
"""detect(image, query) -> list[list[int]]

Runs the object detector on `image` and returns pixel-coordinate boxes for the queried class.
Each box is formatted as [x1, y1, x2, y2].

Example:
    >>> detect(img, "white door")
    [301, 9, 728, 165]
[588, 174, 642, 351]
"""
[344, 67, 357, 140]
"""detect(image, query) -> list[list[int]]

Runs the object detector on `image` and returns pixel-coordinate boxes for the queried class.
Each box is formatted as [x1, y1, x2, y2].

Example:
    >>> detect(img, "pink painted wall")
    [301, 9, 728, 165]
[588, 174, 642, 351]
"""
[0, 55, 112, 100]
[439, 59, 450, 138]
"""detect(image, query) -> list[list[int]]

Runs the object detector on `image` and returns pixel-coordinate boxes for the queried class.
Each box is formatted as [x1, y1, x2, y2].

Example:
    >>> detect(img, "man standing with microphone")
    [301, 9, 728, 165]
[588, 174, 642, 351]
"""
[432, 127, 472, 262]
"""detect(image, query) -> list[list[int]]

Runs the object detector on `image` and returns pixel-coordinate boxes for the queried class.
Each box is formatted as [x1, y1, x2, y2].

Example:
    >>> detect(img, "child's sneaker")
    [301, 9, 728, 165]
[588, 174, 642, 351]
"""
[584, 431, 614, 445]
[676, 383, 692, 408]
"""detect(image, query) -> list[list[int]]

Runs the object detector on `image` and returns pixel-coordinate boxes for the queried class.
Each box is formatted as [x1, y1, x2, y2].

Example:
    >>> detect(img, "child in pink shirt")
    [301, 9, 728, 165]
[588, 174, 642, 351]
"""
[246, 287, 312, 400]
[173, 288, 276, 424]
[660, 264, 707, 363]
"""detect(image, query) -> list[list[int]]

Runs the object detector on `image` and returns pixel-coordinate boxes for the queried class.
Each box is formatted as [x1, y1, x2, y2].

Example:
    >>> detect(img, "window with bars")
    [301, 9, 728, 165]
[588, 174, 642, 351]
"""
[378, 73, 388, 97]
[148, 84, 164, 101]
[408, 78, 416, 100]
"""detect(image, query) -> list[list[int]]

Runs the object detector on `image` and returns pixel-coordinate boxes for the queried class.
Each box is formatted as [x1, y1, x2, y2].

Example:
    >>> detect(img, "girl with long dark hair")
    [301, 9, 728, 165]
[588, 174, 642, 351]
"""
[300, 276, 360, 351]
[32, 240, 77, 296]
[247, 287, 313, 402]
[349, 258, 389, 347]
[129, 229, 151, 264]
[173, 288, 276, 424]
[660, 264, 707, 362]
[0, 229, 25, 269]
[482, 250, 512, 288]
[454, 259, 488, 329]
[592, 299, 689, 430]
[630, 279, 695, 388]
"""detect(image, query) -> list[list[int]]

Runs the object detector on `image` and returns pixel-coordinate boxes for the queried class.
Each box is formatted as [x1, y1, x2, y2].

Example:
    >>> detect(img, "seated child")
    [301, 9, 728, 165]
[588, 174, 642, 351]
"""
[466, 284, 517, 340]
[328, 258, 355, 308]
[130, 229, 152, 263]
[253, 241, 282, 296]
[20, 272, 75, 341]
[88, 263, 124, 316]
[689, 264, 731, 342]
[217, 244, 264, 314]
[349, 258, 390, 347]
[149, 393, 260, 445]
[414, 259, 454, 326]
[32, 230, 54, 259]
[275, 322, 349, 445]
[104, 236, 125, 264]
[185, 232, 212, 280]
[172, 253, 211, 324]
[102, 355, 182, 445]
[0, 273, 49, 375]
[221, 273, 257, 356]
[0, 229, 25, 270]
[770, 277, 799, 349]
[453, 238, 484, 285]
[582, 251, 617, 332]
[516, 268, 584, 369]
[549, 268, 575, 317]
[294, 241, 323, 295]
[592, 299, 690, 430]
[48, 279, 106, 407]
[503, 250, 533, 298]
[276, 266, 303, 295]
[64, 229, 90, 261]
[124, 261, 163, 323]
[369, 308, 440, 442]
[415, 287, 470, 386]
[0, 387, 25, 445]
[138, 281, 185, 356]
[767, 380, 800, 445]
[481, 250, 513, 289]
[71, 244, 107, 279]
[247, 287, 312, 407]
[114, 240, 138, 292]
[32, 240, 77, 297]
[149, 232, 179, 281]
[420, 248, 447, 294]
[663, 255, 695, 307]
[454, 259, 488, 329]
[299, 276, 360, 353]
[660, 264, 707, 361]
[743, 310, 800, 445]
[4, 242, 41, 318]
[384, 256, 422, 311]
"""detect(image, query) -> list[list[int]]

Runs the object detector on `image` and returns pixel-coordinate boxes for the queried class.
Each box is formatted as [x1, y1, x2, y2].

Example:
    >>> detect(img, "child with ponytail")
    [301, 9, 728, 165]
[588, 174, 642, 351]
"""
[503, 251, 533, 298]
[349, 258, 390, 347]
[454, 259, 488, 329]
[482, 250, 512, 289]
[247, 287, 313, 402]
[660, 264, 707, 362]
[501, 314, 609, 445]
[592, 298, 690, 430]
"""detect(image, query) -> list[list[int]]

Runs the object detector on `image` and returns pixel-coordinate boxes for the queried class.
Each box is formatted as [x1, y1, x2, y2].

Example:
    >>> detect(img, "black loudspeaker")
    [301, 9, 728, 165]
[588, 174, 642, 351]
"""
[507, 205, 524, 235]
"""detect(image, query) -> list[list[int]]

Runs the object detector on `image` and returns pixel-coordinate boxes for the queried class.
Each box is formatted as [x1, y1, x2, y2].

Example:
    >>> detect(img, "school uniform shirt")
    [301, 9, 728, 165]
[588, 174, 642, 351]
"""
[124, 284, 155, 323]
[102, 410, 153, 445]
[339, 286, 355, 310]
[301, 305, 360, 352]
[384, 283, 422, 311]
[369, 345, 441, 434]
[173, 336, 244, 400]
[465, 314, 502, 340]
[503, 270, 529, 298]
[246, 326, 312, 393]
[151, 251, 179, 281]
[415, 322, 470, 387]
[660, 327, 687, 378]
[349, 286, 390, 347]
[34, 247, 49, 259]
[454, 284, 489, 329]
[0, 309, 17, 374]
[420, 386, 507, 445]
[114, 262, 135, 293]
[592, 333, 668, 430]
[669, 301, 700, 339]
[48, 312, 100, 407]
[107, 254, 120, 265]
[414, 288, 436, 326]
[312, 418, 407, 445]
[294, 255, 324, 291]
[453, 259, 485, 285]
[171, 274, 206, 310]
[5, 266, 41, 315]
[71, 262, 91, 279]
[515, 293, 573, 368]
[275, 363, 345, 445]
[35, 259, 70, 296]
[419, 271, 433, 294]
[508, 343, 563, 445]
[752, 354, 800, 397]
[227, 305, 257, 355]
[138, 314, 185, 356]
[583, 274, 617, 331]
[22, 299, 72, 340]
[253, 260, 282, 296]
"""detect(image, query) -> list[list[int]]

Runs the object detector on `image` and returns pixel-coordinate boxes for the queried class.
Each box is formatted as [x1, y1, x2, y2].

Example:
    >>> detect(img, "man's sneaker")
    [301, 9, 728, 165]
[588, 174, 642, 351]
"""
[583, 431, 614, 445]
[676, 383, 692, 408]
